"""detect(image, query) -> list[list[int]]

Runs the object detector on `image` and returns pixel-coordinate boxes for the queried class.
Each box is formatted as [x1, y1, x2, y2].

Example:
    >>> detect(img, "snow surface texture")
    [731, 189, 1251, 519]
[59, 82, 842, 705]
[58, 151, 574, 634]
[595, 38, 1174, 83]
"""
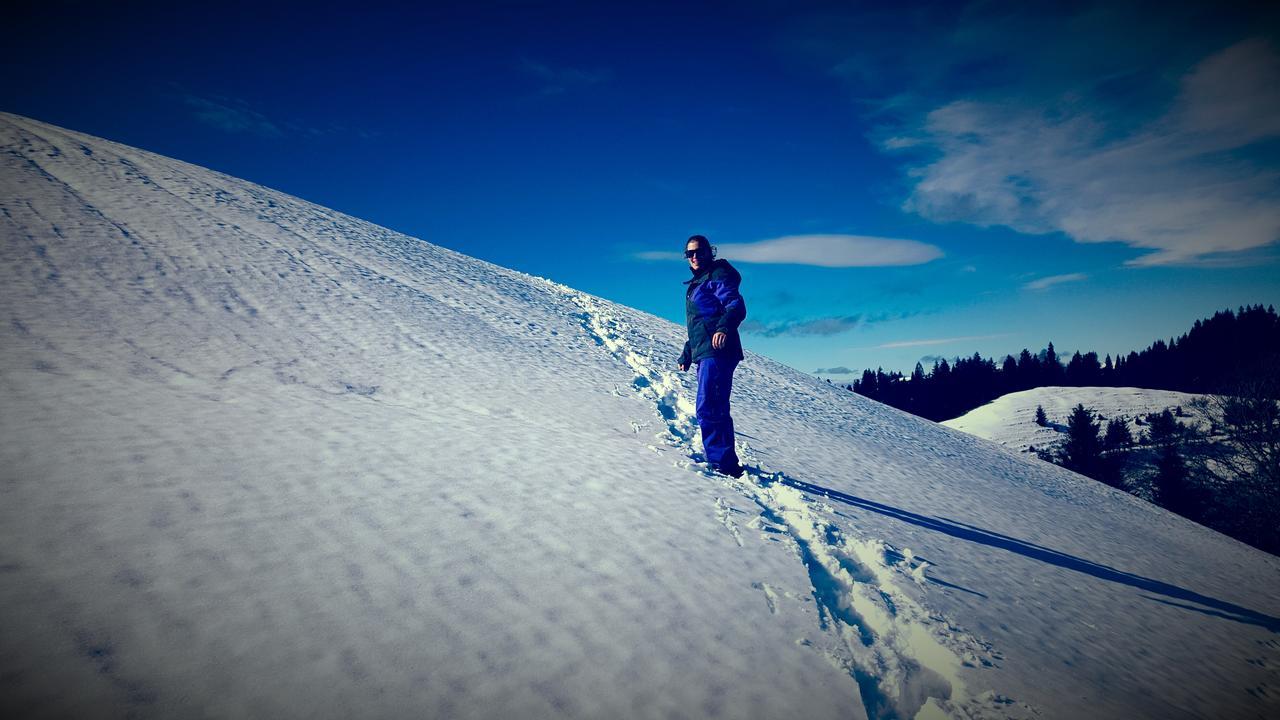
[2, 112, 1278, 719]
[942, 386, 1213, 455]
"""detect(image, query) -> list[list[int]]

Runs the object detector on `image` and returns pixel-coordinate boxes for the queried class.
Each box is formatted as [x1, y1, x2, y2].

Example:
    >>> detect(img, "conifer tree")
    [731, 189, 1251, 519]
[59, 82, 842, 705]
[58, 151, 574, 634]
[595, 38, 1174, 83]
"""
[1104, 417, 1133, 449]
[1044, 342, 1063, 385]
[1101, 417, 1134, 487]
[1066, 351, 1085, 385]
[1153, 445, 1198, 517]
[933, 358, 951, 382]
[1081, 352, 1102, 385]
[1145, 409, 1182, 445]
[1059, 403, 1105, 480]
[1017, 349, 1038, 390]
[1144, 409, 1204, 519]
[857, 368, 877, 397]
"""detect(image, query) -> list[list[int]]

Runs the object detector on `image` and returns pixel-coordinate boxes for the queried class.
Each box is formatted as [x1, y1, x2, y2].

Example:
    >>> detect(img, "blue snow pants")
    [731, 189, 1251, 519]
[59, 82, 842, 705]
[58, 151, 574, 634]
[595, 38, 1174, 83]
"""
[696, 356, 740, 468]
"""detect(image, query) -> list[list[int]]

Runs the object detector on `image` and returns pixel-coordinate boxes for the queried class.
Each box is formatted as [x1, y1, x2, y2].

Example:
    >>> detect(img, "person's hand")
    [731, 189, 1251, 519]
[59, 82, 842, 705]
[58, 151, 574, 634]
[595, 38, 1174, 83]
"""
[677, 362, 689, 372]
[712, 331, 727, 350]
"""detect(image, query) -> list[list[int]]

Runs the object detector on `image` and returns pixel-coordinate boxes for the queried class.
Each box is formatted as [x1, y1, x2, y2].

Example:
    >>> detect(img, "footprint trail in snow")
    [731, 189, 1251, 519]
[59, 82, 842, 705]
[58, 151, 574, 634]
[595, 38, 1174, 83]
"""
[559, 287, 1027, 720]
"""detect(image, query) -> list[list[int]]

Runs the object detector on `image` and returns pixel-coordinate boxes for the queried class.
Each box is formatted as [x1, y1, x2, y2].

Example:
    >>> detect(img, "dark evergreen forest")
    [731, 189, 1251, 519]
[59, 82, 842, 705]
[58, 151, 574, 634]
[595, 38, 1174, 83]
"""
[1034, 393, 1279, 555]
[839, 304, 1280, 554]
[845, 305, 1280, 422]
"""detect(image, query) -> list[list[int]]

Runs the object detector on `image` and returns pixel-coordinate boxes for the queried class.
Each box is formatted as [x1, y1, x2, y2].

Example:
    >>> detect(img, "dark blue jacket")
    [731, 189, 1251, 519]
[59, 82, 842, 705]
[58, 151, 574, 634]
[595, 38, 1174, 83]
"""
[679, 259, 747, 366]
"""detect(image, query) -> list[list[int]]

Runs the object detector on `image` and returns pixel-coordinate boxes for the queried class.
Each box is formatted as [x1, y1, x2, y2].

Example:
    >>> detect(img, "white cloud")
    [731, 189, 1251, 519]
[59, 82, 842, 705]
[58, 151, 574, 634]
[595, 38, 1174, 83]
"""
[877, 333, 1009, 349]
[716, 234, 943, 267]
[1023, 273, 1087, 291]
[881, 135, 920, 150]
[632, 250, 683, 261]
[894, 38, 1280, 267]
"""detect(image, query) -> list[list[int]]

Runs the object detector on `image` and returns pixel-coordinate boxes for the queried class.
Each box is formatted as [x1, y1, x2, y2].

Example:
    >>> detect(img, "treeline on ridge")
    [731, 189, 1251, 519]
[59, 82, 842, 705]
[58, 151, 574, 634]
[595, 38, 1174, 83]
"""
[845, 305, 1280, 422]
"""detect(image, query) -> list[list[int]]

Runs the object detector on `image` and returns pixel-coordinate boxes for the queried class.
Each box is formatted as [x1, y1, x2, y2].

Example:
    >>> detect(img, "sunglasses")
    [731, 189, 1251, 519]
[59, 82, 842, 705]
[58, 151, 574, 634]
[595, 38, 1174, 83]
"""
[684, 248, 708, 258]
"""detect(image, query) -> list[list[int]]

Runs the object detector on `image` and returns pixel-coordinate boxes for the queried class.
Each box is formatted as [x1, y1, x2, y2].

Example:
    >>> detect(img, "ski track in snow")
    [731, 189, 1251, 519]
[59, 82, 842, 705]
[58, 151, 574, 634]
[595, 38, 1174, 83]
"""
[561, 288, 1023, 720]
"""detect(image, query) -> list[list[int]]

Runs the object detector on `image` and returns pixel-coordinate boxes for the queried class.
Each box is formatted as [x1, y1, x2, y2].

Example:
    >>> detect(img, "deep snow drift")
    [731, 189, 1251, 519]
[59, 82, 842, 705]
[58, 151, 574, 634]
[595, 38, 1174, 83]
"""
[2, 113, 1278, 720]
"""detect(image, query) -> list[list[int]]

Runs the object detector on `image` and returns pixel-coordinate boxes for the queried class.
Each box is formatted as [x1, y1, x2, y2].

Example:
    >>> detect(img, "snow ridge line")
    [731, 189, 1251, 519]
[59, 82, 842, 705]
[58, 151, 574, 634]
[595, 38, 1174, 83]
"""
[557, 287, 1010, 720]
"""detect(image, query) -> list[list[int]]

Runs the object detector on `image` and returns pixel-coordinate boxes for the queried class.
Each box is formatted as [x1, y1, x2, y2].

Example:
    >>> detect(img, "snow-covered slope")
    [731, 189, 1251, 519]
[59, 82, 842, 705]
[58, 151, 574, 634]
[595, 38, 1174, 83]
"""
[2, 112, 1278, 720]
[942, 386, 1213, 455]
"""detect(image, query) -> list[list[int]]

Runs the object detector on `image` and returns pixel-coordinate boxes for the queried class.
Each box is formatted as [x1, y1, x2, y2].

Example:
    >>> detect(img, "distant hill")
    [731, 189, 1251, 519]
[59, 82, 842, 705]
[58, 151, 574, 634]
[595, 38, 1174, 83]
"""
[942, 386, 1210, 455]
[945, 385, 1279, 557]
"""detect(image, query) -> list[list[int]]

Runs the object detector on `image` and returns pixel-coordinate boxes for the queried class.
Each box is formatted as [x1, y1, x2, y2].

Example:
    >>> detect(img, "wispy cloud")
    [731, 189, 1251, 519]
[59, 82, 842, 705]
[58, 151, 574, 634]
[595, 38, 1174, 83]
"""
[717, 234, 943, 267]
[182, 94, 282, 137]
[876, 333, 1010, 349]
[519, 58, 611, 96]
[1022, 273, 1088, 291]
[630, 234, 942, 266]
[632, 250, 683, 261]
[814, 366, 856, 374]
[892, 38, 1280, 266]
[742, 316, 866, 337]
[172, 85, 375, 140]
[788, 3, 1280, 267]
[743, 310, 915, 338]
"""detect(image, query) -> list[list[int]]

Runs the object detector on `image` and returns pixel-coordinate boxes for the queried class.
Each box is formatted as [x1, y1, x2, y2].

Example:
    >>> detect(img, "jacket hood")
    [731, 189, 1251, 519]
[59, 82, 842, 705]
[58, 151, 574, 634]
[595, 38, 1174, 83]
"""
[686, 258, 740, 283]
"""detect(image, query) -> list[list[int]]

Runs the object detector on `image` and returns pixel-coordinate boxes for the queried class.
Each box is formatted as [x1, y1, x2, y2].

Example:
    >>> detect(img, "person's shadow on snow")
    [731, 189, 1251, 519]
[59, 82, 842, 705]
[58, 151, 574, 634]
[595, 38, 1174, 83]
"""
[757, 470, 1280, 633]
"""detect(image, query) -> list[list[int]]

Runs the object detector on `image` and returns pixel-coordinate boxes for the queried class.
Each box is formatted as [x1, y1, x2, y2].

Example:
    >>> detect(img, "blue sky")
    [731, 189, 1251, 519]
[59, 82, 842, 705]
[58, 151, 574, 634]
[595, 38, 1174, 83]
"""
[7, 0, 1279, 376]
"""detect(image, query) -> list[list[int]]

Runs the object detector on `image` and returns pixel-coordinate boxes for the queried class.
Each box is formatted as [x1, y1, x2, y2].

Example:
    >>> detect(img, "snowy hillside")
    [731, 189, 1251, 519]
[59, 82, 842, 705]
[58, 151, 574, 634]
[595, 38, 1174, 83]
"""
[942, 386, 1213, 455]
[2, 112, 1279, 720]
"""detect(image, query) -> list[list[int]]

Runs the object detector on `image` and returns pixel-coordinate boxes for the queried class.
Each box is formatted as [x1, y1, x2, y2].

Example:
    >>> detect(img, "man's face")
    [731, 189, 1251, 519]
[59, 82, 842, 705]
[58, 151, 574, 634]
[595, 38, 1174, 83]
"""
[686, 241, 708, 271]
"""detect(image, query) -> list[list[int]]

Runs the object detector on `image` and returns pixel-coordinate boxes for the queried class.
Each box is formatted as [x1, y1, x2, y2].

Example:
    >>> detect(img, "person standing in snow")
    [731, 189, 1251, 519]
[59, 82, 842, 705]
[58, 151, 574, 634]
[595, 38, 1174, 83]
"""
[676, 234, 747, 478]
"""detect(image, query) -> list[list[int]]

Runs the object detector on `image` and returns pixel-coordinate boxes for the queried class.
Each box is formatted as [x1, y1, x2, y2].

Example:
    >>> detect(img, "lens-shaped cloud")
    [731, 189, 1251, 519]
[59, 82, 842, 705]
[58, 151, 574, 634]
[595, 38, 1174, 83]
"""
[1023, 273, 1088, 291]
[716, 234, 943, 267]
